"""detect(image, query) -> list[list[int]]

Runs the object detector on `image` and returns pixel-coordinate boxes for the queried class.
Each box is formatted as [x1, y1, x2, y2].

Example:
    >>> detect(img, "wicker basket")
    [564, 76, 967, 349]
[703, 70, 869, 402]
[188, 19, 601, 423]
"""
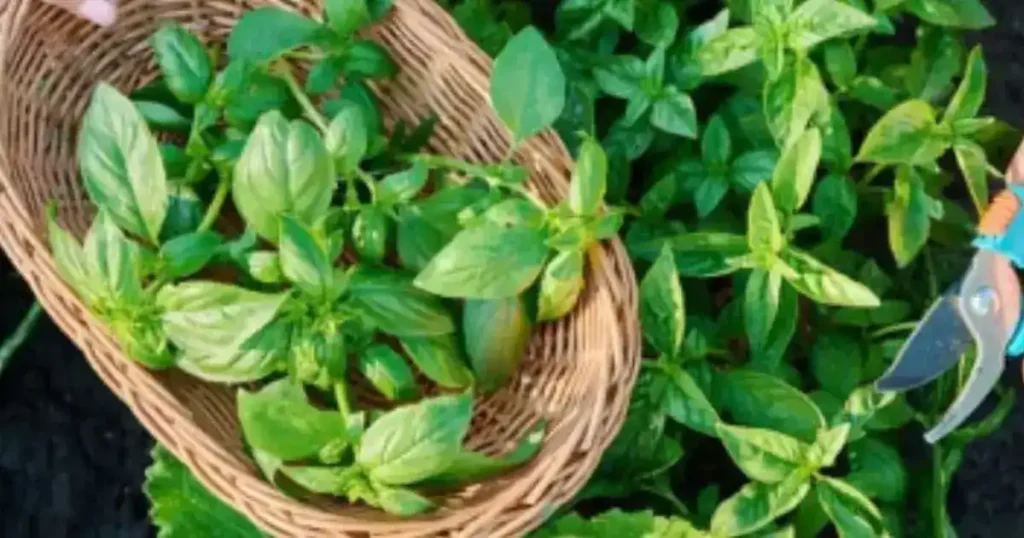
[0, 0, 641, 536]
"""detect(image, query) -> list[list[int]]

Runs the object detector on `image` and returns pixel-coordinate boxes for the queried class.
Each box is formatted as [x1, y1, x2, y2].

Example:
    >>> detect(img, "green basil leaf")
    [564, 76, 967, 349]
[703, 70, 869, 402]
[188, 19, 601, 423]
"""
[158, 281, 289, 371]
[697, 27, 760, 77]
[731, 150, 778, 192]
[778, 248, 880, 307]
[244, 251, 285, 284]
[905, 0, 994, 29]
[848, 76, 899, 111]
[47, 207, 105, 305]
[400, 334, 474, 389]
[277, 465, 352, 495]
[478, 199, 546, 230]
[397, 187, 488, 272]
[640, 245, 685, 357]
[358, 344, 420, 402]
[786, 0, 877, 50]
[367, 0, 394, 20]
[234, 111, 335, 242]
[537, 250, 585, 321]
[279, 215, 333, 298]
[357, 393, 473, 485]
[569, 135, 608, 216]
[771, 127, 821, 216]
[414, 224, 549, 298]
[855, 100, 948, 165]
[745, 269, 798, 369]
[631, 232, 754, 277]
[694, 174, 730, 218]
[711, 472, 812, 537]
[82, 211, 144, 302]
[811, 174, 857, 243]
[806, 424, 851, 470]
[373, 484, 433, 516]
[334, 81, 386, 155]
[702, 114, 732, 166]
[79, 83, 169, 244]
[594, 55, 647, 100]
[306, 57, 344, 95]
[227, 7, 328, 63]
[378, 162, 429, 206]
[325, 103, 369, 174]
[635, 1, 679, 46]
[224, 72, 296, 130]
[134, 101, 192, 133]
[645, 45, 667, 86]
[325, 0, 370, 36]
[810, 332, 863, 399]
[352, 207, 390, 264]
[944, 45, 987, 123]
[419, 420, 545, 488]
[748, 182, 785, 257]
[159, 231, 222, 280]
[160, 144, 189, 182]
[907, 27, 964, 103]
[207, 59, 255, 106]
[718, 369, 825, 442]
[463, 295, 531, 394]
[238, 379, 350, 461]
[821, 101, 853, 174]
[491, 26, 565, 142]
[763, 57, 827, 149]
[953, 139, 989, 215]
[833, 386, 897, 441]
[348, 266, 455, 337]
[651, 86, 698, 138]
[660, 362, 720, 436]
[533, 509, 704, 537]
[845, 437, 906, 503]
[815, 476, 886, 537]
[887, 165, 931, 267]
[342, 41, 398, 79]
[149, 23, 212, 104]
[823, 41, 857, 89]
[716, 423, 809, 483]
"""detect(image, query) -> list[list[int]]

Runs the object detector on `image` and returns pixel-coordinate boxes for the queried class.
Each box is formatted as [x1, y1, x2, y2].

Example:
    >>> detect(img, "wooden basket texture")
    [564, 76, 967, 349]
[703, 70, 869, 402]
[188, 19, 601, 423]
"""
[0, 0, 641, 536]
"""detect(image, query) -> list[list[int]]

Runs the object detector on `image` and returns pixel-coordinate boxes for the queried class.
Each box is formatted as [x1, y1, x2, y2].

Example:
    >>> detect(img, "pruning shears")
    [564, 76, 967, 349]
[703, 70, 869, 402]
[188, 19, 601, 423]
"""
[875, 157, 1024, 444]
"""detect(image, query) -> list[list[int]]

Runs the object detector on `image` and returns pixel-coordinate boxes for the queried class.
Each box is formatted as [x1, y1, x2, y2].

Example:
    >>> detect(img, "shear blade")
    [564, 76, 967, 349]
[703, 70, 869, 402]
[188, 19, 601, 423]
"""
[874, 281, 972, 392]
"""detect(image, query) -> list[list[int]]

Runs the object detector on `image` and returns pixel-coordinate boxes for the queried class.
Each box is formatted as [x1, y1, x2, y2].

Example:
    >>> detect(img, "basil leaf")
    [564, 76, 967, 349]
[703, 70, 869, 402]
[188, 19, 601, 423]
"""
[815, 476, 886, 536]
[227, 7, 328, 63]
[569, 135, 608, 216]
[716, 423, 809, 484]
[703, 114, 732, 167]
[806, 424, 851, 470]
[630, 232, 753, 277]
[79, 83, 169, 244]
[135, 101, 192, 133]
[660, 363, 720, 436]
[847, 437, 906, 502]
[358, 344, 419, 402]
[811, 174, 857, 243]
[907, 27, 964, 103]
[731, 150, 778, 192]
[306, 57, 344, 95]
[810, 332, 863, 399]
[821, 101, 852, 174]
[399, 335, 475, 389]
[905, 0, 994, 29]
[149, 23, 212, 104]
[711, 472, 812, 537]
[848, 76, 899, 110]
[745, 269, 797, 369]
[397, 186, 488, 272]
[224, 72, 296, 130]
[953, 140, 989, 215]
[279, 216, 333, 299]
[158, 281, 289, 367]
[277, 465, 352, 495]
[833, 386, 897, 441]
[357, 393, 473, 485]
[325, 0, 370, 36]
[594, 55, 647, 100]
[651, 86, 698, 138]
[640, 246, 685, 357]
[717, 369, 825, 443]
[748, 182, 784, 258]
[342, 41, 398, 79]
[786, 0, 876, 50]
[244, 252, 285, 284]
[373, 484, 433, 517]
[698, 28, 759, 77]
[420, 421, 545, 488]
[778, 248, 880, 307]
[325, 103, 369, 175]
[537, 250, 585, 321]
[83, 211, 144, 302]
[352, 207, 390, 264]
[636, 1, 679, 46]
[464, 296, 532, 394]
[887, 165, 931, 267]
[234, 111, 335, 242]
[694, 175, 730, 218]
[771, 127, 821, 217]
[159, 231, 222, 280]
[763, 57, 827, 149]
[238, 379, 350, 461]
[415, 224, 549, 299]
[47, 208, 105, 305]
[855, 100, 948, 165]
[491, 26, 565, 142]
[823, 41, 857, 89]
[944, 45, 987, 123]
[378, 162, 429, 206]
[348, 266, 455, 337]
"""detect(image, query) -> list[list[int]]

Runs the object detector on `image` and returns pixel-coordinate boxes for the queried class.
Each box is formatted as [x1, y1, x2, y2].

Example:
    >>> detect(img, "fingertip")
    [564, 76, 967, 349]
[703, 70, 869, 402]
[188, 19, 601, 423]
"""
[77, 0, 116, 27]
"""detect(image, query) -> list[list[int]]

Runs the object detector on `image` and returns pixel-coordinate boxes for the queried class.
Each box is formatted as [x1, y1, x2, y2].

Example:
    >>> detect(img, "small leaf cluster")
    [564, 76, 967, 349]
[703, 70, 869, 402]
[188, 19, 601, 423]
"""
[48, 0, 621, 518]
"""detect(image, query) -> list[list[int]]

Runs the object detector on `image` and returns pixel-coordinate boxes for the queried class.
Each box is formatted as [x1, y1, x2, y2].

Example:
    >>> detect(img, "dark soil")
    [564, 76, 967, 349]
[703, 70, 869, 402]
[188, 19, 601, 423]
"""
[2, 3, 1024, 537]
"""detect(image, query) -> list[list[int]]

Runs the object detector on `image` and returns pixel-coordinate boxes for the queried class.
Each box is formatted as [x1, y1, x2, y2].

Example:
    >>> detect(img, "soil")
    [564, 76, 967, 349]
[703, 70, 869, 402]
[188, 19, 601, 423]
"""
[2, 2, 1024, 537]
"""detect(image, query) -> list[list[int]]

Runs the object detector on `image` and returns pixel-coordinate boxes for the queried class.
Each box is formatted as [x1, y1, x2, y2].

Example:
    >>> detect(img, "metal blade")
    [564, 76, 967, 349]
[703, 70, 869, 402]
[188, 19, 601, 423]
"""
[924, 250, 1021, 444]
[874, 281, 972, 392]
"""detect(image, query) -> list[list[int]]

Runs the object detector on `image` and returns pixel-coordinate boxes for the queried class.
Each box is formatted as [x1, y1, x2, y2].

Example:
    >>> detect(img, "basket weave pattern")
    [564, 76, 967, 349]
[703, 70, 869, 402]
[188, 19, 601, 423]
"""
[0, 0, 640, 536]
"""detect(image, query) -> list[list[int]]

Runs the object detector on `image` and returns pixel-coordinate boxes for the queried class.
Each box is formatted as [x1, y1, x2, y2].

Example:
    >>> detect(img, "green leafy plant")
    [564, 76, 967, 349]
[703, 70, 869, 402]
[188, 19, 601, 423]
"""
[47, 0, 625, 519]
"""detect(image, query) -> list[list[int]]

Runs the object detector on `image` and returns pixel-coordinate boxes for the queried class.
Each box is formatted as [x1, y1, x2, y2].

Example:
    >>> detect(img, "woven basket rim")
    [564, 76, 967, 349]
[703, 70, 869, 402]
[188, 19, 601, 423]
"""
[0, 0, 643, 536]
